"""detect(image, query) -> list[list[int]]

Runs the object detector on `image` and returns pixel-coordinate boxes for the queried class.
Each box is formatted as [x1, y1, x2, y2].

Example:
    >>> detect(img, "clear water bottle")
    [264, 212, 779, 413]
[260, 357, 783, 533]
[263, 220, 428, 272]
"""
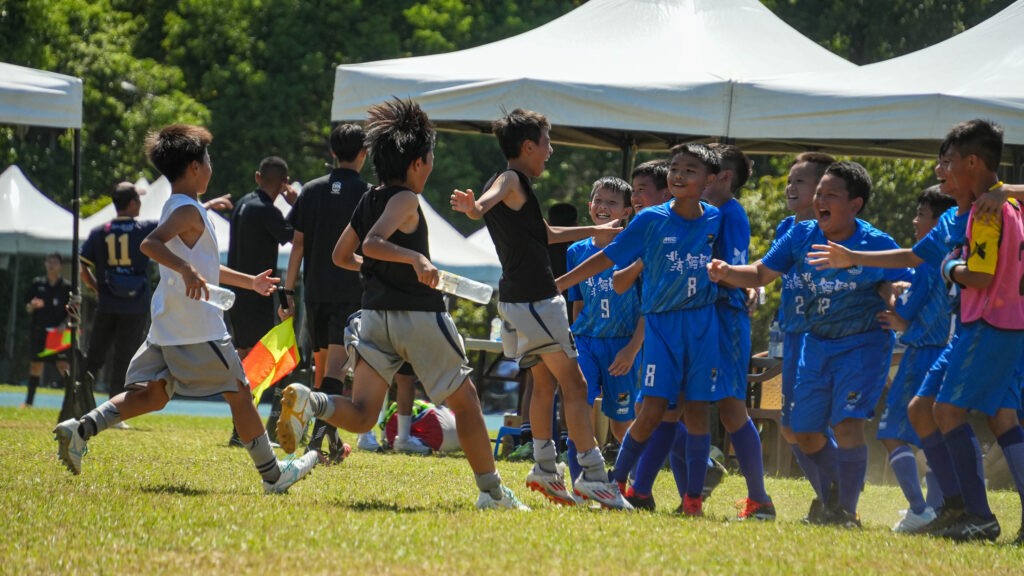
[435, 270, 493, 304]
[768, 320, 783, 359]
[204, 283, 236, 311]
[489, 317, 503, 341]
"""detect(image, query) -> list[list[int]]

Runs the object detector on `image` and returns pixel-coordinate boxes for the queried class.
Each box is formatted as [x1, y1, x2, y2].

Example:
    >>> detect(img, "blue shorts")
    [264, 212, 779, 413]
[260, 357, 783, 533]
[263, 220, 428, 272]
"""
[780, 331, 805, 428]
[935, 321, 1024, 416]
[877, 345, 944, 446]
[715, 305, 752, 402]
[791, 330, 894, 434]
[576, 334, 639, 422]
[640, 306, 720, 402]
[916, 333, 954, 399]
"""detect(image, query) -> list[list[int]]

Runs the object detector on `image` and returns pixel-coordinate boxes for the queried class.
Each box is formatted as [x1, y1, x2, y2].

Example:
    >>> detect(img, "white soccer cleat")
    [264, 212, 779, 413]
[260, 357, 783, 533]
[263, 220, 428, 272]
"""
[893, 506, 937, 533]
[277, 384, 315, 455]
[263, 451, 319, 494]
[526, 463, 577, 506]
[393, 435, 432, 455]
[357, 431, 383, 452]
[53, 419, 87, 475]
[574, 477, 634, 511]
[476, 485, 530, 511]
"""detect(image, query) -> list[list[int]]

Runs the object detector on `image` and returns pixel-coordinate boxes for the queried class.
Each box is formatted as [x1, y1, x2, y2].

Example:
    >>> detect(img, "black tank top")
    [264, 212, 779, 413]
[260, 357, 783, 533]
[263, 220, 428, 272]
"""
[351, 185, 446, 312]
[483, 169, 557, 302]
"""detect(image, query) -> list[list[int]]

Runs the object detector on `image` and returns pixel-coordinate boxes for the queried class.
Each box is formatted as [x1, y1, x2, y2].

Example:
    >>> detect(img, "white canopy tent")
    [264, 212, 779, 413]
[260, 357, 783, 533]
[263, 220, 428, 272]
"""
[331, 0, 855, 155]
[0, 165, 81, 255]
[731, 0, 1024, 161]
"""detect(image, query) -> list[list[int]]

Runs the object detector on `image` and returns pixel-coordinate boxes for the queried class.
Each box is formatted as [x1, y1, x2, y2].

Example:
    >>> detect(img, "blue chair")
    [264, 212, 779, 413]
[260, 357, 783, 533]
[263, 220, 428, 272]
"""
[493, 426, 521, 457]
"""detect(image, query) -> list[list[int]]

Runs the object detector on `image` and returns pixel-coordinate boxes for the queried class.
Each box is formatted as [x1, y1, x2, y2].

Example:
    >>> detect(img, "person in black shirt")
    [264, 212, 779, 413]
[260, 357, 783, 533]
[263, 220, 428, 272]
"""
[23, 252, 71, 407]
[276, 98, 525, 509]
[79, 183, 157, 405]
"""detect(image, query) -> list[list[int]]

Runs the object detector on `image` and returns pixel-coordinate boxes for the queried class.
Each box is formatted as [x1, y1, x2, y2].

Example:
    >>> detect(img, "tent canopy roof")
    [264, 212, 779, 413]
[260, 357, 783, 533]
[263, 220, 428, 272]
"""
[0, 165, 79, 255]
[0, 62, 83, 129]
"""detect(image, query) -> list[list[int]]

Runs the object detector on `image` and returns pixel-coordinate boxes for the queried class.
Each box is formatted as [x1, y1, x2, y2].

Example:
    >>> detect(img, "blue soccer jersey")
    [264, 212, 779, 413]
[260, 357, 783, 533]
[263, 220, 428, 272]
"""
[714, 198, 751, 312]
[911, 206, 969, 268]
[773, 216, 811, 334]
[762, 220, 911, 339]
[566, 238, 641, 338]
[895, 262, 952, 348]
[603, 201, 720, 315]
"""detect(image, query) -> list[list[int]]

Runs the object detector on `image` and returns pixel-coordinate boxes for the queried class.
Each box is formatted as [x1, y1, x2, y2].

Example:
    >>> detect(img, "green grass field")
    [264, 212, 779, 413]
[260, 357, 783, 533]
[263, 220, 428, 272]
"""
[3, 389, 1023, 575]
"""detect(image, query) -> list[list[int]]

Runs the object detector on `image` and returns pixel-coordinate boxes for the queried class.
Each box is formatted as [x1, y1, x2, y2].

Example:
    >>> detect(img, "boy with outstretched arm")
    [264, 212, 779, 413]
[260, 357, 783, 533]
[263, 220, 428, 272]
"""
[450, 108, 629, 509]
[708, 161, 911, 526]
[54, 124, 318, 494]
[276, 99, 527, 510]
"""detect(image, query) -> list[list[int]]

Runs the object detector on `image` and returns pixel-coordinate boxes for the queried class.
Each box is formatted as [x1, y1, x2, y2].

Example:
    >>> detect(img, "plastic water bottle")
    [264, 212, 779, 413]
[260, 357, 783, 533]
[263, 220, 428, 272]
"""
[435, 270, 493, 304]
[204, 283, 236, 311]
[768, 320, 783, 359]
[489, 317, 503, 341]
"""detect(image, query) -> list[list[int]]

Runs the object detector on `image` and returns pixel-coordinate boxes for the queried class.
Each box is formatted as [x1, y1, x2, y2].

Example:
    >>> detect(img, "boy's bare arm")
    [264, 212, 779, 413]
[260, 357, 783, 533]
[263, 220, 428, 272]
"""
[279, 231, 304, 318]
[547, 219, 622, 245]
[974, 183, 1024, 219]
[451, 171, 522, 220]
[807, 241, 923, 270]
[706, 259, 780, 288]
[609, 317, 644, 376]
[570, 300, 582, 323]
[612, 260, 643, 294]
[219, 265, 278, 295]
[363, 191, 438, 286]
[141, 205, 209, 300]
[556, 252, 615, 293]
[332, 224, 363, 271]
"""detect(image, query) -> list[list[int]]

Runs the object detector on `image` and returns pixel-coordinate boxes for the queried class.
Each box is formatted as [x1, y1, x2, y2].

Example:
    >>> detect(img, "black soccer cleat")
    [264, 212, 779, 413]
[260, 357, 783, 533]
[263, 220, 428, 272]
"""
[935, 513, 1000, 543]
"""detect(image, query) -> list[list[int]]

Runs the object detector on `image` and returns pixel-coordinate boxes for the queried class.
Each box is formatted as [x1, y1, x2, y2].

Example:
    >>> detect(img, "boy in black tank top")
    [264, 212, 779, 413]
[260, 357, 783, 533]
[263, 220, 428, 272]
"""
[277, 98, 526, 510]
[450, 108, 630, 510]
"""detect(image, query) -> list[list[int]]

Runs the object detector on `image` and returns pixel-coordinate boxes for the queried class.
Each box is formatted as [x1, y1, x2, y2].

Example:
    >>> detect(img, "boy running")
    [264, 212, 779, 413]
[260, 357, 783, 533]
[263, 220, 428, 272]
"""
[54, 124, 318, 493]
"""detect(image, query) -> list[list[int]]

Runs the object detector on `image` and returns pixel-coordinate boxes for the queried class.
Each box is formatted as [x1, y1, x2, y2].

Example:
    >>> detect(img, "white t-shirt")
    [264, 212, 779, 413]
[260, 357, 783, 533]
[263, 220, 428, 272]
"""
[148, 194, 230, 345]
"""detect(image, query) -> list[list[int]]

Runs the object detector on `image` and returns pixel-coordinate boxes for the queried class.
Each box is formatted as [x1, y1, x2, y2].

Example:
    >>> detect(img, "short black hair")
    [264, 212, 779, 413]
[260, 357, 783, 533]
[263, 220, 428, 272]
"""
[940, 119, 1003, 172]
[144, 124, 212, 182]
[492, 108, 550, 160]
[631, 159, 668, 190]
[547, 202, 578, 227]
[45, 252, 62, 263]
[668, 142, 720, 174]
[330, 123, 366, 163]
[793, 152, 835, 184]
[258, 156, 289, 181]
[111, 182, 140, 211]
[918, 185, 956, 217]
[710, 143, 752, 193]
[824, 161, 872, 213]
[365, 98, 435, 185]
[590, 176, 632, 206]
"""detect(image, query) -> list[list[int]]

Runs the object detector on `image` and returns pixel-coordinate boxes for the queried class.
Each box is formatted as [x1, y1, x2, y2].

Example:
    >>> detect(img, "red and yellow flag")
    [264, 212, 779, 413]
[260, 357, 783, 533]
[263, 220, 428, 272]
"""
[243, 317, 300, 406]
[38, 327, 71, 358]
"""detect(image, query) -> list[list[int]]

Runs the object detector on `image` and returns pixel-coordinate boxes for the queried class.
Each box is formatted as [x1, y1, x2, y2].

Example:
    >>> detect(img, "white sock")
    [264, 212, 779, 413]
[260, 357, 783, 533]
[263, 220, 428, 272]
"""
[397, 414, 412, 441]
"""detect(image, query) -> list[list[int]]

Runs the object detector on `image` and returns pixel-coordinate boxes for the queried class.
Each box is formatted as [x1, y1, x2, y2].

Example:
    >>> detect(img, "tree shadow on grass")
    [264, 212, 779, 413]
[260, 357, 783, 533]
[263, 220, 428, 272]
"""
[139, 483, 208, 497]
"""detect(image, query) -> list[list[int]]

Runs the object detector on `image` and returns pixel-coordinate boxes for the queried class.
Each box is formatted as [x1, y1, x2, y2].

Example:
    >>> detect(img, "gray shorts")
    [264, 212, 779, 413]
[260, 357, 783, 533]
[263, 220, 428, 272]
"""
[498, 296, 577, 369]
[344, 309, 471, 404]
[125, 337, 248, 399]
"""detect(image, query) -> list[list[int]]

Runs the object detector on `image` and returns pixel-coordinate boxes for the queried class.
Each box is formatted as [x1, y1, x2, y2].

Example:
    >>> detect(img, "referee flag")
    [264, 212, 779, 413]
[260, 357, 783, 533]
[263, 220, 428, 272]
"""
[38, 327, 71, 358]
[243, 317, 300, 406]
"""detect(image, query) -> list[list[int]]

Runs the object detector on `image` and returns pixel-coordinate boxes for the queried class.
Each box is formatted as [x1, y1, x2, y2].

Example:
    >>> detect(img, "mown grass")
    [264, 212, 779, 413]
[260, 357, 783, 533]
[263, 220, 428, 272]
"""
[1, 396, 1022, 575]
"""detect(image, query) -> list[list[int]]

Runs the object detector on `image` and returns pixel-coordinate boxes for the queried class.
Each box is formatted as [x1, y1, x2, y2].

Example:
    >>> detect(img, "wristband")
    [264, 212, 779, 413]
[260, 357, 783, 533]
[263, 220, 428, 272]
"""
[941, 258, 965, 287]
[280, 288, 295, 296]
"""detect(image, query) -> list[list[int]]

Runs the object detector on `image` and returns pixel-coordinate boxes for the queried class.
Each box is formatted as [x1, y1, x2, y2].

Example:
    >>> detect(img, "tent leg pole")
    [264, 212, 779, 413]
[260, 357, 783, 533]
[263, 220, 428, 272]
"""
[4, 255, 19, 363]
[620, 136, 637, 180]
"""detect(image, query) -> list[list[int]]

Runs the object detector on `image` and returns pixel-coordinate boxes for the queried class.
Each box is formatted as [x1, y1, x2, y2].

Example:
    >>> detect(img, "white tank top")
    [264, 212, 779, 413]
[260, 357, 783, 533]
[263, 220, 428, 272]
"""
[148, 194, 230, 345]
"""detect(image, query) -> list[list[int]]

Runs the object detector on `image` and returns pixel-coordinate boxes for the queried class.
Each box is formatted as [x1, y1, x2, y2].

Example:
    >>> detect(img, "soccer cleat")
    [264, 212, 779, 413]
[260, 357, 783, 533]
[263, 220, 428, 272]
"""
[476, 485, 531, 511]
[914, 504, 965, 535]
[680, 494, 704, 517]
[328, 441, 353, 465]
[112, 421, 131, 430]
[263, 451, 319, 494]
[357, 432, 383, 452]
[574, 477, 633, 511]
[703, 457, 728, 499]
[893, 506, 937, 533]
[801, 498, 826, 525]
[827, 507, 862, 529]
[736, 498, 777, 521]
[934, 513, 1001, 542]
[508, 440, 534, 461]
[53, 419, 87, 475]
[1014, 525, 1023, 546]
[624, 486, 656, 511]
[393, 435, 432, 455]
[526, 464, 577, 506]
[277, 384, 315, 455]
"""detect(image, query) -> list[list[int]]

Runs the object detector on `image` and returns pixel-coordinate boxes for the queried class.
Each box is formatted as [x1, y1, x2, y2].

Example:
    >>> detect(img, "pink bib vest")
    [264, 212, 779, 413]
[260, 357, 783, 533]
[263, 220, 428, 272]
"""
[961, 199, 1024, 329]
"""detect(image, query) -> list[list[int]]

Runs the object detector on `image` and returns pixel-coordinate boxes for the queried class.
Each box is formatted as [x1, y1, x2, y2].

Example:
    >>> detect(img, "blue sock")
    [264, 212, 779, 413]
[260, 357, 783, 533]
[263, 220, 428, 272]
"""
[730, 419, 769, 502]
[685, 433, 711, 499]
[920, 431, 962, 502]
[632, 421, 676, 495]
[611, 432, 647, 484]
[924, 468, 944, 509]
[806, 441, 839, 498]
[889, 446, 926, 514]
[566, 439, 581, 487]
[791, 444, 825, 499]
[997, 426, 1024, 509]
[669, 422, 689, 499]
[944, 424, 992, 519]
[837, 445, 868, 514]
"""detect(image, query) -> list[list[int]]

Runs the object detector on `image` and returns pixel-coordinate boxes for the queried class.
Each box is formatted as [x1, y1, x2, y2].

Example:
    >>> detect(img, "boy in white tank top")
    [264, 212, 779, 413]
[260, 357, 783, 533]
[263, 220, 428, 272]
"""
[54, 124, 318, 494]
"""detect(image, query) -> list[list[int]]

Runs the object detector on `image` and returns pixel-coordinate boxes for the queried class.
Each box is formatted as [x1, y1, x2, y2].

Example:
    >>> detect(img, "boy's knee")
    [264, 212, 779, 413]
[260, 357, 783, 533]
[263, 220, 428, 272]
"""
[932, 402, 965, 432]
[832, 419, 865, 447]
[794, 432, 825, 453]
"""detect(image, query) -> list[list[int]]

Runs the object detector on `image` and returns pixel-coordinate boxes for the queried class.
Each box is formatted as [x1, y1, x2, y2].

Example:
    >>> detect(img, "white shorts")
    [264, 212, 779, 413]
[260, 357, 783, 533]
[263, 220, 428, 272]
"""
[125, 337, 247, 399]
[498, 295, 577, 369]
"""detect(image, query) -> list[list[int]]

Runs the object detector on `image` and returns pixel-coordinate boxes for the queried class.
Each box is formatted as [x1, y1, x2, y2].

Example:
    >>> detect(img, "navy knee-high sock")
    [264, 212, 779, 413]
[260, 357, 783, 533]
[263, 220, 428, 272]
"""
[996, 426, 1024, 513]
[944, 424, 992, 519]
[669, 422, 689, 499]
[631, 421, 676, 495]
[920, 431, 962, 505]
[730, 419, 769, 502]
[685, 433, 711, 499]
[837, 445, 868, 514]
[567, 439, 581, 486]
[806, 441, 839, 499]
[611, 432, 647, 484]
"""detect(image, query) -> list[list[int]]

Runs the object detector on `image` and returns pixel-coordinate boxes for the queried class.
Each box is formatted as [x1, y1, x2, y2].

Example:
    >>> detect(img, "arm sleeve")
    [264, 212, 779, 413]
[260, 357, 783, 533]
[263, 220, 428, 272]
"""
[717, 208, 751, 266]
[261, 203, 294, 245]
[602, 215, 645, 268]
[288, 194, 304, 232]
[894, 269, 930, 323]
[761, 226, 796, 273]
[566, 244, 582, 302]
[966, 214, 1001, 275]
[79, 229, 97, 265]
[912, 225, 949, 268]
